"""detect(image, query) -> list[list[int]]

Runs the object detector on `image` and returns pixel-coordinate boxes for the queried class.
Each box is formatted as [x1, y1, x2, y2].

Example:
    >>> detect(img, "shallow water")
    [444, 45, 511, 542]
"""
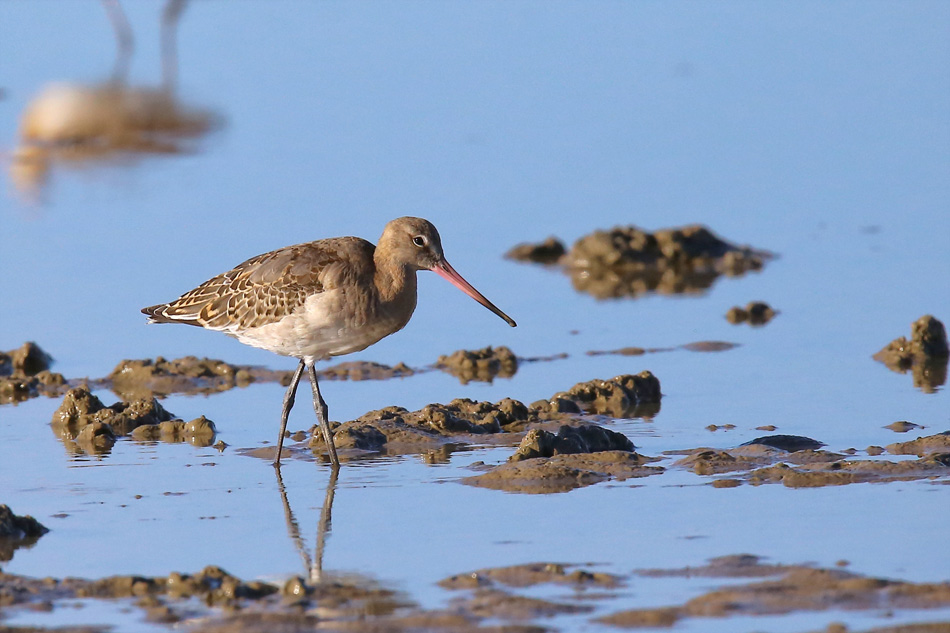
[2, 1, 950, 631]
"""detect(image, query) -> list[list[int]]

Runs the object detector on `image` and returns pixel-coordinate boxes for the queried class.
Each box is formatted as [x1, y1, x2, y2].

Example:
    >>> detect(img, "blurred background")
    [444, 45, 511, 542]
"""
[1, 1, 949, 630]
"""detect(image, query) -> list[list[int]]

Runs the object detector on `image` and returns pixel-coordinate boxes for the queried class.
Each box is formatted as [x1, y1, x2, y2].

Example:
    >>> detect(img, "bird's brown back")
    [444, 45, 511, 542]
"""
[142, 237, 377, 331]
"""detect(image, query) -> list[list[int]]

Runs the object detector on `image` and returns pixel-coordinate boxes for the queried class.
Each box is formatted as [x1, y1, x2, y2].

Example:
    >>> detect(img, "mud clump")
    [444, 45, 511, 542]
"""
[109, 357, 415, 399]
[726, 301, 776, 325]
[465, 451, 662, 494]
[315, 397, 531, 456]
[0, 565, 277, 618]
[741, 435, 825, 452]
[53, 387, 174, 435]
[673, 443, 840, 477]
[436, 345, 518, 384]
[601, 560, 950, 627]
[885, 431, 950, 456]
[307, 373, 661, 461]
[50, 387, 215, 454]
[0, 341, 66, 404]
[745, 455, 950, 488]
[0, 341, 53, 375]
[0, 504, 49, 562]
[4, 555, 949, 632]
[536, 371, 661, 419]
[873, 315, 949, 392]
[505, 236, 567, 264]
[672, 435, 950, 487]
[885, 420, 923, 433]
[636, 554, 796, 579]
[109, 356, 254, 399]
[511, 424, 634, 461]
[316, 360, 414, 381]
[439, 562, 621, 590]
[308, 373, 665, 490]
[0, 565, 413, 628]
[562, 224, 770, 299]
[130, 415, 217, 445]
[449, 588, 593, 619]
[672, 567, 950, 617]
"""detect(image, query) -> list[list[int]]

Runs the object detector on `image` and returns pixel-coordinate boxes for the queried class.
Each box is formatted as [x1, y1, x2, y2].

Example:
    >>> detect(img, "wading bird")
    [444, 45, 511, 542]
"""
[142, 217, 516, 468]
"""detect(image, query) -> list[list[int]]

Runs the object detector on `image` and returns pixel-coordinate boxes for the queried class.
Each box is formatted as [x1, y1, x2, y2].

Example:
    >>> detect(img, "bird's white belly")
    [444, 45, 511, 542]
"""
[229, 289, 402, 362]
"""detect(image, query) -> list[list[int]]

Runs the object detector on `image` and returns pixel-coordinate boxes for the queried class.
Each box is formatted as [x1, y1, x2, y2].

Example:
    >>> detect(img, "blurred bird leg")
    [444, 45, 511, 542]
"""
[101, 0, 134, 84]
[161, 0, 189, 92]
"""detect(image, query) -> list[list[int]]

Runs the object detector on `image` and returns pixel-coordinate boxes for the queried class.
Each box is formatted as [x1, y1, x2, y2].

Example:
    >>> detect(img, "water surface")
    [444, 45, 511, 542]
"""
[2, 2, 949, 631]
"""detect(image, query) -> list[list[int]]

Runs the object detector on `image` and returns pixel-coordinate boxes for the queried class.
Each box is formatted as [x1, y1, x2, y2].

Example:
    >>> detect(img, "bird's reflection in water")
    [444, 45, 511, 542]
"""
[10, 0, 218, 202]
[276, 466, 338, 583]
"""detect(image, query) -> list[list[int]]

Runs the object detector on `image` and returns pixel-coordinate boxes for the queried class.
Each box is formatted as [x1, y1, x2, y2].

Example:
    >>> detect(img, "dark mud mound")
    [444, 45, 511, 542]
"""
[109, 356, 254, 399]
[672, 435, 950, 487]
[50, 387, 215, 454]
[885, 420, 924, 433]
[129, 415, 217, 444]
[0, 565, 409, 630]
[466, 423, 659, 493]
[436, 345, 518, 384]
[464, 451, 662, 494]
[636, 554, 795, 579]
[0, 504, 49, 563]
[0, 341, 53, 375]
[323, 397, 531, 453]
[600, 558, 950, 628]
[0, 341, 66, 404]
[109, 356, 415, 400]
[4, 555, 948, 632]
[505, 236, 567, 264]
[315, 360, 415, 381]
[531, 224, 771, 299]
[741, 435, 825, 452]
[874, 315, 949, 393]
[674, 443, 842, 477]
[885, 431, 950, 456]
[447, 588, 593, 620]
[726, 301, 777, 325]
[745, 457, 950, 487]
[536, 371, 661, 419]
[510, 424, 634, 461]
[0, 565, 276, 620]
[439, 562, 621, 589]
[303, 372, 662, 462]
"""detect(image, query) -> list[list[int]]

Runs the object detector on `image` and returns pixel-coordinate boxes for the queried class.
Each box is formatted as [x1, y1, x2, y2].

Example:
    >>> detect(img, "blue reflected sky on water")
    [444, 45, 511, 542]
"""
[2, 1, 950, 629]
[2, 1, 947, 432]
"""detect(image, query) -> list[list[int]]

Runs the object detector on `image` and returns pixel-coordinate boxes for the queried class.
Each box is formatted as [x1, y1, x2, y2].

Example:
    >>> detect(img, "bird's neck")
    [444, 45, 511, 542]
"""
[374, 255, 418, 311]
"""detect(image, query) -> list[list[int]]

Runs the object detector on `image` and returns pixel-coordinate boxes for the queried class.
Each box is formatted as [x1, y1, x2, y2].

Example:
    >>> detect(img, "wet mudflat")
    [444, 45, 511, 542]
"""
[2, 2, 950, 633]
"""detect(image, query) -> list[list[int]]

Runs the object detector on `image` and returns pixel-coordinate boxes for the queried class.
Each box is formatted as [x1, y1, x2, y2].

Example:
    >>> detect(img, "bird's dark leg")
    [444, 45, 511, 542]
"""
[307, 363, 340, 468]
[275, 360, 305, 467]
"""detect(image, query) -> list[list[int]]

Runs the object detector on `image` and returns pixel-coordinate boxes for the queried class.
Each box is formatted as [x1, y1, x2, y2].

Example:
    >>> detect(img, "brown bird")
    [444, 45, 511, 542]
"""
[142, 217, 516, 468]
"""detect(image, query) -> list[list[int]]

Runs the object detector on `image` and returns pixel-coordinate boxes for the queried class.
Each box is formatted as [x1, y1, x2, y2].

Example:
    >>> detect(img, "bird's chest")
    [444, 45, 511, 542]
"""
[295, 289, 410, 357]
[235, 287, 414, 361]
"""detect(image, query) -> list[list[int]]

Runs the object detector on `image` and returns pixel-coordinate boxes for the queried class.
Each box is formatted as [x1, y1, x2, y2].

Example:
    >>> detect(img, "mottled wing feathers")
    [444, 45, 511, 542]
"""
[142, 237, 376, 331]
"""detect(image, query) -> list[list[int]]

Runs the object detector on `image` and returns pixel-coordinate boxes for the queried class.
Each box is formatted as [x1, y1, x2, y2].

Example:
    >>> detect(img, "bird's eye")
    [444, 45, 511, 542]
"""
[412, 235, 427, 248]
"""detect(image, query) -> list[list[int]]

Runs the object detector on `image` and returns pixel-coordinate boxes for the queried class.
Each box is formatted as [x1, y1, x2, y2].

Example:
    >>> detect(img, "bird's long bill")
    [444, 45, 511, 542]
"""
[431, 260, 517, 327]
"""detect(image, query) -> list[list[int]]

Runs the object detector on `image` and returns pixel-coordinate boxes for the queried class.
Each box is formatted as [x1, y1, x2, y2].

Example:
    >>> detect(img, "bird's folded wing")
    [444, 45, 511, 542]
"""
[144, 237, 375, 331]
